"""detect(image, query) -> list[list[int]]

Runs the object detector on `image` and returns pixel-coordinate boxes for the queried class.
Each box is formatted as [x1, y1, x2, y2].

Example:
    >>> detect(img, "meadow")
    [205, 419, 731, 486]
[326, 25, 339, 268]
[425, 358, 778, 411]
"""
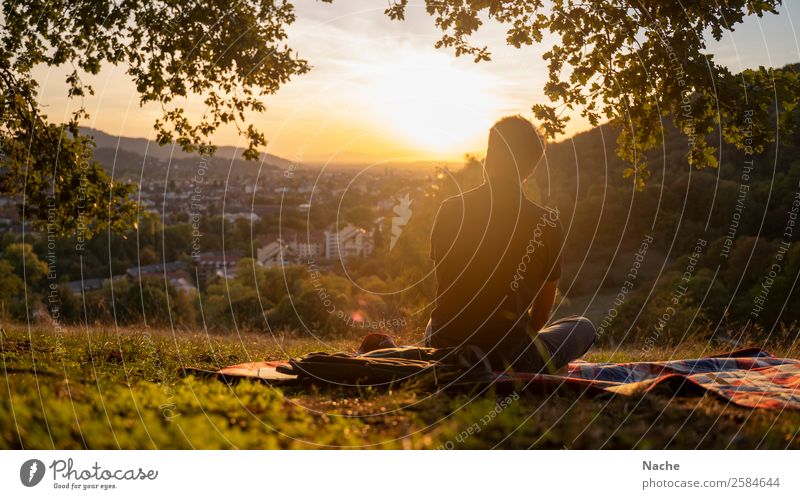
[2, 325, 799, 450]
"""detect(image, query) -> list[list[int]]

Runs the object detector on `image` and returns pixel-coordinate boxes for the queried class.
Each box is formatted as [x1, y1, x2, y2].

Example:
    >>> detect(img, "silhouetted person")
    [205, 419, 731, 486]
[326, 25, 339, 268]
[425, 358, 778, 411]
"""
[426, 115, 596, 372]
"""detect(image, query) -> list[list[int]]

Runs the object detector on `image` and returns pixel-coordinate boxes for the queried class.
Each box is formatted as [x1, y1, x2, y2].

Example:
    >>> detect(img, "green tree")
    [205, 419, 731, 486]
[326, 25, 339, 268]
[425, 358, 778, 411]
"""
[204, 259, 268, 330]
[103, 276, 194, 327]
[53, 284, 83, 325]
[387, 0, 800, 187]
[0, 259, 25, 319]
[344, 206, 375, 229]
[2, 243, 48, 285]
[1, 0, 319, 235]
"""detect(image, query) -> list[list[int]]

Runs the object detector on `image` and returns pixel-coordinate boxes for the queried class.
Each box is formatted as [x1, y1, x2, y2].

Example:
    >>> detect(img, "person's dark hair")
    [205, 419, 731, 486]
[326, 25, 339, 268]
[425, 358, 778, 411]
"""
[484, 115, 545, 181]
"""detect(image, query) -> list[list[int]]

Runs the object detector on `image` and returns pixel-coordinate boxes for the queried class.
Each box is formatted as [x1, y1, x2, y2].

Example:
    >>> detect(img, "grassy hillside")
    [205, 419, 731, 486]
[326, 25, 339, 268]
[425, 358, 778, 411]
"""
[2, 326, 799, 449]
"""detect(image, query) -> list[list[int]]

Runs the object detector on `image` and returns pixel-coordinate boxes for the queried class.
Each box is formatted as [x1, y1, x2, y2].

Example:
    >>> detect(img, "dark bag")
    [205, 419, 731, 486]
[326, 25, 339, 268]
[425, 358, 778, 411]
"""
[278, 345, 495, 386]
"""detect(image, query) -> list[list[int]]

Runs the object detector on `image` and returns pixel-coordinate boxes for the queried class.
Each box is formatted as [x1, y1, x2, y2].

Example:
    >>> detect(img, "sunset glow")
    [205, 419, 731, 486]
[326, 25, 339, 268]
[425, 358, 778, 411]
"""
[28, 1, 800, 164]
[362, 52, 500, 156]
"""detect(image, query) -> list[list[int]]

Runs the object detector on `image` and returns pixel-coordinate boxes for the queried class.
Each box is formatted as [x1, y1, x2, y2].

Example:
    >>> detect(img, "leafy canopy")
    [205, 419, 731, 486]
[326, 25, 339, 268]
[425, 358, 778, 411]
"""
[2, 0, 798, 239]
[386, 0, 800, 187]
[1, 0, 319, 236]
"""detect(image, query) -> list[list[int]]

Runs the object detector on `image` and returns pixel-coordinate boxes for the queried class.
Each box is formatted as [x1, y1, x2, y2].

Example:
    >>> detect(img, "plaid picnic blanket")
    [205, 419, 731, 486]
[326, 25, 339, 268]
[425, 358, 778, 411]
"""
[555, 348, 800, 410]
[193, 348, 800, 411]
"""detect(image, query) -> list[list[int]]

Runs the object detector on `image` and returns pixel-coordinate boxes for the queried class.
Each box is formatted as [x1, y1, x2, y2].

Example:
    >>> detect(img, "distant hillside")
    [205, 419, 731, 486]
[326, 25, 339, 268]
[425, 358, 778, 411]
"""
[532, 111, 800, 299]
[81, 127, 295, 167]
[81, 127, 290, 183]
[539, 114, 800, 199]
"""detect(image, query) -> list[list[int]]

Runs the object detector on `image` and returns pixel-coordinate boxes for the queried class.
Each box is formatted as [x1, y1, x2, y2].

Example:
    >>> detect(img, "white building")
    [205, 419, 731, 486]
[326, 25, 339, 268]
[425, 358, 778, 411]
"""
[257, 240, 292, 267]
[257, 226, 371, 266]
[295, 238, 322, 260]
[324, 224, 374, 260]
[257, 231, 323, 266]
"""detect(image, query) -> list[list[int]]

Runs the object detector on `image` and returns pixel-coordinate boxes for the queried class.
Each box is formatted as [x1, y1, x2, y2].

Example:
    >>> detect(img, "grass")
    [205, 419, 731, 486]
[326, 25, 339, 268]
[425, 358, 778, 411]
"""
[1, 324, 799, 449]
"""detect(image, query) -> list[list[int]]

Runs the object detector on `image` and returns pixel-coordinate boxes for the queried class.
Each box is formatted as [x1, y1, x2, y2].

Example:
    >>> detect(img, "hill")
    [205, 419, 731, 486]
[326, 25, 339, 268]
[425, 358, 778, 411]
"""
[81, 127, 291, 183]
[81, 126, 295, 167]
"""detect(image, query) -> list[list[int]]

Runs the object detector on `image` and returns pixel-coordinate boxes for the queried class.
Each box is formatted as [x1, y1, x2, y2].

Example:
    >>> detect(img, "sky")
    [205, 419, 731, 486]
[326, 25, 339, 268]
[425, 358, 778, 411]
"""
[33, 1, 800, 165]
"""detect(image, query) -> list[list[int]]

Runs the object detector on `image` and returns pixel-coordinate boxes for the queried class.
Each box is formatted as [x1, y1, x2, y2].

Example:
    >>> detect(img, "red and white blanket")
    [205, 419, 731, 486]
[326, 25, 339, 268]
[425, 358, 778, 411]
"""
[203, 348, 800, 411]
[558, 348, 800, 410]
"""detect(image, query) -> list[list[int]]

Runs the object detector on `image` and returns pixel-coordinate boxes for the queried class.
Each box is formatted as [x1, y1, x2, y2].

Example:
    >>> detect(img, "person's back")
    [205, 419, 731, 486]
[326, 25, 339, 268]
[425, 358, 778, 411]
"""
[427, 115, 596, 372]
[430, 184, 561, 356]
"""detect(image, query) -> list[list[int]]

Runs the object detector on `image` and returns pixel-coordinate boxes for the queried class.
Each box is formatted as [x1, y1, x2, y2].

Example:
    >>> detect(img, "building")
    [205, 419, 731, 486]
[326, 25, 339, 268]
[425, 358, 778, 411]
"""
[251, 204, 284, 216]
[257, 240, 295, 267]
[223, 212, 261, 224]
[324, 224, 374, 260]
[193, 251, 245, 281]
[287, 230, 325, 260]
[256, 230, 324, 266]
[126, 261, 187, 279]
[124, 262, 197, 293]
[66, 277, 107, 294]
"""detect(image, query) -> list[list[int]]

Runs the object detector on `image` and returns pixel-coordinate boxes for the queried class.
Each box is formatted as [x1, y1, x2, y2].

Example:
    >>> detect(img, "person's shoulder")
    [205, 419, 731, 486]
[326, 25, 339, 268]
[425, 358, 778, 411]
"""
[438, 185, 484, 212]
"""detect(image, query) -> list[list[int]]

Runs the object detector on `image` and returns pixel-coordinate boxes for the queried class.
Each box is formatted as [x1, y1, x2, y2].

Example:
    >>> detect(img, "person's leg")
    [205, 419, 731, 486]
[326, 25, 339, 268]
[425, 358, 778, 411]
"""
[523, 316, 597, 372]
[537, 316, 597, 368]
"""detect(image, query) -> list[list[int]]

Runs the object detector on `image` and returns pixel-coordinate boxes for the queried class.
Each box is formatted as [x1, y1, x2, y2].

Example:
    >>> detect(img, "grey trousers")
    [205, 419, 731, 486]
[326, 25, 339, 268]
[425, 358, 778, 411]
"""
[518, 316, 597, 372]
[425, 315, 597, 373]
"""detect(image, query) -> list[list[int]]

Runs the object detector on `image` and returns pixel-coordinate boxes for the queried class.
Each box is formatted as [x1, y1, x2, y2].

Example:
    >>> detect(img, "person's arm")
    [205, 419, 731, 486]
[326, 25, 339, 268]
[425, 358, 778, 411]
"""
[528, 279, 558, 333]
[528, 213, 563, 332]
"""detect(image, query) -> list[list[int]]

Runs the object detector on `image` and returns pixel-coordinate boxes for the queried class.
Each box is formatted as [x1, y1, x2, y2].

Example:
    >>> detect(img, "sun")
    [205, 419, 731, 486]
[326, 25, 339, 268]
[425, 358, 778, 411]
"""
[363, 51, 501, 156]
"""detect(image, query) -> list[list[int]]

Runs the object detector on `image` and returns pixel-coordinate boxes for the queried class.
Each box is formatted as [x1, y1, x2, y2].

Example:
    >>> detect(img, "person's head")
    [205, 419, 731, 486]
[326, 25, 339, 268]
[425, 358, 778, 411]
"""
[484, 115, 545, 183]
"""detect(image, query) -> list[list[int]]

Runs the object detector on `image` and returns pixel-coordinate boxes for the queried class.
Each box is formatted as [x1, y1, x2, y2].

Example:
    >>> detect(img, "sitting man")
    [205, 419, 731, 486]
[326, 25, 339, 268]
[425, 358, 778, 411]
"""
[426, 115, 596, 372]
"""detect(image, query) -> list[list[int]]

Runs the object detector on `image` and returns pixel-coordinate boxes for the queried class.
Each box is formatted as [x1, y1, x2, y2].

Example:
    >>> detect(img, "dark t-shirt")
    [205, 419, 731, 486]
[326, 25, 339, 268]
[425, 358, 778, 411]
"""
[429, 182, 563, 359]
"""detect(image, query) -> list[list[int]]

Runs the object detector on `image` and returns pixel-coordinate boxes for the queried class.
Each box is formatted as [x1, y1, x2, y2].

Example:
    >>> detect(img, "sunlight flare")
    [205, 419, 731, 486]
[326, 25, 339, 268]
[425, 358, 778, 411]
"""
[361, 51, 501, 156]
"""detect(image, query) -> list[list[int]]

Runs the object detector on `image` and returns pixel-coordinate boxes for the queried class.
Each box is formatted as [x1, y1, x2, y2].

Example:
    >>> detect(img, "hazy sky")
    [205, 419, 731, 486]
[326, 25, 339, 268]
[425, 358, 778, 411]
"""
[34, 1, 800, 164]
